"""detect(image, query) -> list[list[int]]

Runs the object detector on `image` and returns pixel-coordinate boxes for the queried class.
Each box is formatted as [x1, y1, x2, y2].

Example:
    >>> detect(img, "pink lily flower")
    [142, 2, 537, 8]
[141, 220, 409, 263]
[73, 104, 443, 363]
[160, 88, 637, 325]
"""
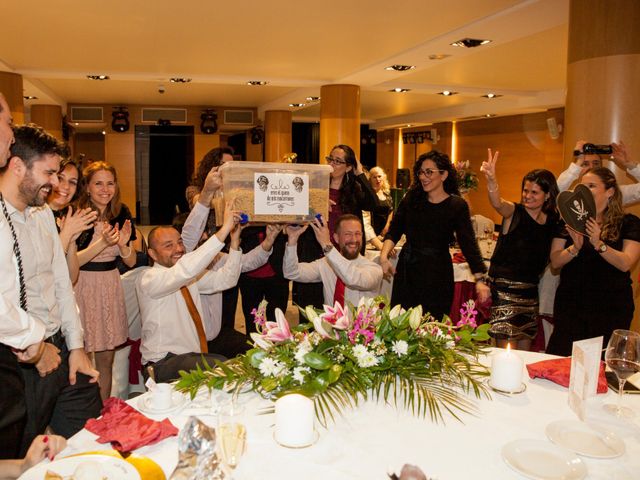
[320, 301, 352, 331]
[262, 308, 294, 343]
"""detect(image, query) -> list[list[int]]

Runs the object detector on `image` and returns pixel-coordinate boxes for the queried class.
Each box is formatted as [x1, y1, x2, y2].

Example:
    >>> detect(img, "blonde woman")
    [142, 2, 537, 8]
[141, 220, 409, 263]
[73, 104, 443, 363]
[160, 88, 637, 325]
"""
[363, 166, 394, 250]
[73, 162, 136, 400]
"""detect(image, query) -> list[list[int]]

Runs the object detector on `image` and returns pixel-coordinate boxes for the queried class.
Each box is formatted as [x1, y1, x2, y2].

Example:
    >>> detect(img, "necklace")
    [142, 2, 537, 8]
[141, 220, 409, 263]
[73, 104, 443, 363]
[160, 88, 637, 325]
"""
[0, 192, 27, 311]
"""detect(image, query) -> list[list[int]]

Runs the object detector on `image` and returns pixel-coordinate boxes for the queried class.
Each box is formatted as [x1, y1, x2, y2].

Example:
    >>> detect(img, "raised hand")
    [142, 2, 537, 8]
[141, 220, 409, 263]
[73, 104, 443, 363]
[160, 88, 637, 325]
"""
[585, 218, 602, 247]
[101, 222, 120, 246]
[118, 219, 132, 247]
[480, 148, 499, 182]
[567, 226, 585, 250]
[611, 141, 635, 170]
[309, 216, 331, 248]
[285, 224, 309, 245]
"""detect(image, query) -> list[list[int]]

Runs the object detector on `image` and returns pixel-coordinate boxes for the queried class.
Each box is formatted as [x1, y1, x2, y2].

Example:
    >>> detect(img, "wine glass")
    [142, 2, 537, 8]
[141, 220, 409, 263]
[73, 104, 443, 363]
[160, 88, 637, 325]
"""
[217, 401, 246, 473]
[604, 329, 640, 418]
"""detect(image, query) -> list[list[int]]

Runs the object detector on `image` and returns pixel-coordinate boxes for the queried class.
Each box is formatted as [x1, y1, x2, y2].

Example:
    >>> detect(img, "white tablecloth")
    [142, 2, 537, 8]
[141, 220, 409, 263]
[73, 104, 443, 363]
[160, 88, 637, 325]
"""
[60, 350, 640, 479]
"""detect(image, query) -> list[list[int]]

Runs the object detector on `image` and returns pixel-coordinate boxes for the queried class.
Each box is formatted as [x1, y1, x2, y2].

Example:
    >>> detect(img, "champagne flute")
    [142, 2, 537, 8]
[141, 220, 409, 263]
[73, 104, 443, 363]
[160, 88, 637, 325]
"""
[604, 329, 640, 418]
[217, 401, 246, 473]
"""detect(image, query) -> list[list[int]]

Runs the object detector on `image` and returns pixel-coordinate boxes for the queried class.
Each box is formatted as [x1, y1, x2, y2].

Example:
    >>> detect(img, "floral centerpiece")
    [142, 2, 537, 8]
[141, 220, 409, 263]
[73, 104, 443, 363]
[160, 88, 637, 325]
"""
[455, 160, 479, 194]
[177, 297, 491, 425]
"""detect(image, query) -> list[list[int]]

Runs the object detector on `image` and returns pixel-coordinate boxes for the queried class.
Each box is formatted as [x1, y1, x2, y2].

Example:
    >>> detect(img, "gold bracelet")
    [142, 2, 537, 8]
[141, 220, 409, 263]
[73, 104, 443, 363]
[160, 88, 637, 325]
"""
[567, 245, 578, 257]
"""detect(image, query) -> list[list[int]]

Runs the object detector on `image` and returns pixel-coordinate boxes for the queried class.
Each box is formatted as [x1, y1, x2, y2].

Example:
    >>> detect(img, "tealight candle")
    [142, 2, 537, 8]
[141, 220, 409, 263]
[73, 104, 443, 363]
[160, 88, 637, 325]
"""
[274, 393, 315, 447]
[490, 344, 524, 392]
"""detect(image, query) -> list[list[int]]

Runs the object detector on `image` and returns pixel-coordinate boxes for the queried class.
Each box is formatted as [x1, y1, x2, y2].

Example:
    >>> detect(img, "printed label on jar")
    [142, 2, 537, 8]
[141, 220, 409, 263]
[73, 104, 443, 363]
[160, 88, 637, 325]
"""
[254, 172, 309, 215]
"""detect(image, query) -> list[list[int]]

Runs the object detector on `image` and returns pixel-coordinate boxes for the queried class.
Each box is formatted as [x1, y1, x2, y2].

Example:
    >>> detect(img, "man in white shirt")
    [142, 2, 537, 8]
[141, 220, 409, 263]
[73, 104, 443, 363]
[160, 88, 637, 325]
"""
[137, 203, 243, 382]
[284, 214, 383, 307]
[557, 140, 640, 205]
[1, 125, 100, 456]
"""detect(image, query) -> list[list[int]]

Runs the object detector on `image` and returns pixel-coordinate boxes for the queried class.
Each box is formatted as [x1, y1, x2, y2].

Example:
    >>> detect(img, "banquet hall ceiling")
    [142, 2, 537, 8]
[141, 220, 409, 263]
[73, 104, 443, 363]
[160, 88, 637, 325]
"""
[0, 0, 568, 130]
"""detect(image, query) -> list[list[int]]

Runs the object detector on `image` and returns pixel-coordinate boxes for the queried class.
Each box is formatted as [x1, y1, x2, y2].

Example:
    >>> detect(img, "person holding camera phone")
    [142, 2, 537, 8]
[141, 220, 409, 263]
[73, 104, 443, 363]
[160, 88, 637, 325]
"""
[557, 140, 640, 205]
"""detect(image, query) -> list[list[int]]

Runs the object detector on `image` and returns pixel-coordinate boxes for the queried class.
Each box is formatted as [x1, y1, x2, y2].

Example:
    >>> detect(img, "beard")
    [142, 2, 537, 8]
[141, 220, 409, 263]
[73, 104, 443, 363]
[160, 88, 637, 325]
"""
[18, 170, 51, 207]
[340, 242, 361, 260]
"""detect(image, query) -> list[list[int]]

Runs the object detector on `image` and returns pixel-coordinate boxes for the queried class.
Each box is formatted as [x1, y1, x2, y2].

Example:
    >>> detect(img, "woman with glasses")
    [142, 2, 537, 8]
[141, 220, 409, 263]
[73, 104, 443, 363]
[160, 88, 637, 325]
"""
[293, 144, 378, 310]
[380, 151, 490, 318]
[481, 149, 559, 350]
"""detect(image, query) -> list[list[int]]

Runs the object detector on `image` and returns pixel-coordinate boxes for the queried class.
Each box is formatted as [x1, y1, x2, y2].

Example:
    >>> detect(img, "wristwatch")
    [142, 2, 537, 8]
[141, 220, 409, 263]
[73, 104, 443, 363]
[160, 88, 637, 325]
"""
[597, 242, 608, 254]
[322, 244, 334, 255]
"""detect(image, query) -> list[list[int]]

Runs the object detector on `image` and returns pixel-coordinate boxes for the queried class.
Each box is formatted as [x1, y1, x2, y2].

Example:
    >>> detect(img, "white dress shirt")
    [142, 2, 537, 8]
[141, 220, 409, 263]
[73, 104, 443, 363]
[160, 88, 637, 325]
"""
[180, 202, 271, 340]
[283, 244, 383, 307]
[2, 201, 82, 350]
[136, 235, 242, 364]
[0, 206, 46, 349]
[557, 162, 640, 205]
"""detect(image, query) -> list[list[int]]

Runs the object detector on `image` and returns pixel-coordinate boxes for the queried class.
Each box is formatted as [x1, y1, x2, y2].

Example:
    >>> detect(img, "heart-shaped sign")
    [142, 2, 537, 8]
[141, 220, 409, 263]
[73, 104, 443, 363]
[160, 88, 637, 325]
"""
[557, 184, 595, 235]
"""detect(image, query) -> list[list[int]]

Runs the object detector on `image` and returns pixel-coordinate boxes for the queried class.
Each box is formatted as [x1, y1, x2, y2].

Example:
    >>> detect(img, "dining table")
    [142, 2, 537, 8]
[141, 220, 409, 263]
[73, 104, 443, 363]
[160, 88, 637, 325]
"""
[40, 349, 640, 479]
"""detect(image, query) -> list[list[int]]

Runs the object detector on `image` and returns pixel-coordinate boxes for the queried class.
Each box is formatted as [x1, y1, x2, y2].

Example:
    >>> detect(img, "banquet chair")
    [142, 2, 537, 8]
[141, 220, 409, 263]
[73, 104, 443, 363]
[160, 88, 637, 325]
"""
[472, 214, 495, 237]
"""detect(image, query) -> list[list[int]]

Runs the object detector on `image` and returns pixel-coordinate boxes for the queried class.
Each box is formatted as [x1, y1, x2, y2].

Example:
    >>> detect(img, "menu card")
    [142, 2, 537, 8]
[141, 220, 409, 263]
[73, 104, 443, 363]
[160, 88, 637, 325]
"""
[568, 336, 603, 420]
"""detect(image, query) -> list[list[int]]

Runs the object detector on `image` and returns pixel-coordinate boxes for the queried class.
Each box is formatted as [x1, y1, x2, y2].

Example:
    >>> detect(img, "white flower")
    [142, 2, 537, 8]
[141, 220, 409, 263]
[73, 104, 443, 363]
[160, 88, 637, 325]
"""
[446, 340, 455, 349]
[352, 344, 368, 360]
[258, 357, 286, 377]
[357, 352, 380, 368]
[294, 337, 313, 363]
[292, 366, 310, 383]
[391, 340, 409, 357]
[408, 305, 423, 330]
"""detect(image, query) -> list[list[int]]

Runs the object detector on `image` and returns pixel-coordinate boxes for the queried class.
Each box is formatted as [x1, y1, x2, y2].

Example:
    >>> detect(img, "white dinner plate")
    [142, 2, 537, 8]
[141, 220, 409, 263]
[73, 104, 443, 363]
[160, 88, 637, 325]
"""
[137, 391, 188, 415]
[18, 454, 140, 480]
[502, 439, 587, 480]
[545, 420, 625, 458]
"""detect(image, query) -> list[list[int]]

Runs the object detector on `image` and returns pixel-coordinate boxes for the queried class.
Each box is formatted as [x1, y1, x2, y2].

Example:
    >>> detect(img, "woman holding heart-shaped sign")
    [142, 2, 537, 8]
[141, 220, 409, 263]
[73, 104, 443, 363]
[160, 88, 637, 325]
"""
[547, 167, 640, 356]
[480, 149, 559, 351]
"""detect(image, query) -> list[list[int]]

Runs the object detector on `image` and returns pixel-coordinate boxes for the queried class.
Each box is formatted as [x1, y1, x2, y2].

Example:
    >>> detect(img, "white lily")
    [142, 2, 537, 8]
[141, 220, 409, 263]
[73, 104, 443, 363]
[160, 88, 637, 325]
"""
[250, 332, 273, 350]
[408, 305, 423, 330]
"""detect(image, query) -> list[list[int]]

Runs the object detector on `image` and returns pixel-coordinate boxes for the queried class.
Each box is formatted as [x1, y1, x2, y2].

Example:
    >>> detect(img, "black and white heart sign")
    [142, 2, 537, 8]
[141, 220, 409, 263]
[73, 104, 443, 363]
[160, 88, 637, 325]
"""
[557, 184, 595, 235]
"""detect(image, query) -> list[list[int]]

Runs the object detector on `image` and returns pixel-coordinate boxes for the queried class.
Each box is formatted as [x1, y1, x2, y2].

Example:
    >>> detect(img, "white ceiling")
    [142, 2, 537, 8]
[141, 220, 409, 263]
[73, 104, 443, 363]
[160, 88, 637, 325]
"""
[0, 0, 568, 130]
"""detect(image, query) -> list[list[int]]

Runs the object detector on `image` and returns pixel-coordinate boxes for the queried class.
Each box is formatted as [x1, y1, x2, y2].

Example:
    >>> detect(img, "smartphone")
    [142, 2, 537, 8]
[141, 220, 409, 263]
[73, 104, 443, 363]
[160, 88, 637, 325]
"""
[605, 371, 640, 394]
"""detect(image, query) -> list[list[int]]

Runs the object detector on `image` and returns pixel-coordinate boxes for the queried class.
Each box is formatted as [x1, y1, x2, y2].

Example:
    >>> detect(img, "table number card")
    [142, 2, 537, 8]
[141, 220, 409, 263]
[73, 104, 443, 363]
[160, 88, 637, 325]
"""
[568, 336, 603, 420]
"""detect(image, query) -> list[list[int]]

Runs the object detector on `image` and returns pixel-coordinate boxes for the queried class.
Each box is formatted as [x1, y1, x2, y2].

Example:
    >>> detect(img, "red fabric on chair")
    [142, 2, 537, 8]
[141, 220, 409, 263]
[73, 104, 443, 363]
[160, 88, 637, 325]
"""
[126, 338, 142, 384]
[334, 277, 345, 306]
[449, 281, 491, 324]
[526, 357, 609, 394]
[85, 397, 179, 452]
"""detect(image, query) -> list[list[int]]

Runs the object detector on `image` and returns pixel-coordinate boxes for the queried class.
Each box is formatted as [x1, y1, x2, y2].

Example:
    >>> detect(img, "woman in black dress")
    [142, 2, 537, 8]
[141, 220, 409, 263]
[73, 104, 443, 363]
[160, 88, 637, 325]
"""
[363, 166, 394, 251]
[380, 151, 490, 318]
[547, 167, 640, 356]
[480, 149, 559, 350]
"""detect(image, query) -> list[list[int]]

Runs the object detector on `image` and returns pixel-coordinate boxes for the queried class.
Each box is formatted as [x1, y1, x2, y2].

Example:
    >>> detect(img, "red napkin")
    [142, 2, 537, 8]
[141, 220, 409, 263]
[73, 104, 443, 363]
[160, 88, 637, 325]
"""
[452, 252, 466, 264]
[526, 357, 608, 394]
[85, 397, 179, 452]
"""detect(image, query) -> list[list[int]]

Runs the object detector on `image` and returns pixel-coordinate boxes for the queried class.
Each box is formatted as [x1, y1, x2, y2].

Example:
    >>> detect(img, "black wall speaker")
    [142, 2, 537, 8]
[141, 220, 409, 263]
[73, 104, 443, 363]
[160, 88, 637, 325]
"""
[396, 168, 411, 189]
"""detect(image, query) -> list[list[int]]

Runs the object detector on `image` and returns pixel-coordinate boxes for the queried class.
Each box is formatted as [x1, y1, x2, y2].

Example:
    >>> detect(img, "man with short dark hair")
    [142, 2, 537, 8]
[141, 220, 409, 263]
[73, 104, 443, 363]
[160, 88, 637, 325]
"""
[0, 124, 101, 455]
[136, 203, 243, 382]
[284, 214, 383, 306]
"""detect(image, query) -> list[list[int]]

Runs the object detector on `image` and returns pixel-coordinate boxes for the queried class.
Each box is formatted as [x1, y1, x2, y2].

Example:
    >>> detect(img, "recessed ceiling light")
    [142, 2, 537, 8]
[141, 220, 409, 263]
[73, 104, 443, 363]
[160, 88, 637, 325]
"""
[305, 96, 320, 102]
[450, 38, 491, 48]
[87, 74, 110, 80]
[289, 103, 305, 108]
[406, 124, 412, 127]
[74, 123, 79, 126]
[101, 130, 106, 135]
[247, 80, 268, 86]
[385, 64, 416, 71]
[23, 95, 38, 100]
[390, 88, 410, 93]
[438, 91, 458, 96]
[428, 54, 450, 60]
[170, 78, 192, 83]
[482, 93, 502, 99]
[485, 114, 496, 118]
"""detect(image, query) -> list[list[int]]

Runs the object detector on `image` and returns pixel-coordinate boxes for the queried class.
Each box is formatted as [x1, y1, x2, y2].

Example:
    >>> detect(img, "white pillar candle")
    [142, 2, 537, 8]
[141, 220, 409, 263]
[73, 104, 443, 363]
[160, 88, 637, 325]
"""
[490, 344, 524, 392]
[274, 394, 315, 447]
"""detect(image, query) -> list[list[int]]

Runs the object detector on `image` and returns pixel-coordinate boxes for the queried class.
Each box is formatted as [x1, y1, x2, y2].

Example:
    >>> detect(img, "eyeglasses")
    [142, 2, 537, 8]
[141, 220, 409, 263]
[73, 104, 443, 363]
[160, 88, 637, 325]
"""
[325, 156, 347, 165]
[417, 168, 445, 177]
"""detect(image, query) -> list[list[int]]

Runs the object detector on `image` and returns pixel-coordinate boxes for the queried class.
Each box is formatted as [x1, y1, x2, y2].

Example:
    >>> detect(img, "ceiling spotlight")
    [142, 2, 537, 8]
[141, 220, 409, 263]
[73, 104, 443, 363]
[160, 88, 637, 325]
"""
[111, 107, 130, 133]
[101, 130, 106, 135]
[438, 91, 458, 96]
[305, 96, 320, 102]
[482, 93, 502, 99]
[485, 114, 496, 118]
[390, 88, 410, 93]
[247, 80, 268, 86]
[170, 78, 192, 83]
[87, 74, 110, 80]
[428, 54, 450, 60]
[385, 64, 416, 71]
[450, 38, 491, 48]
[289, 103, 305, 107]
[23, 95, 38, 100]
